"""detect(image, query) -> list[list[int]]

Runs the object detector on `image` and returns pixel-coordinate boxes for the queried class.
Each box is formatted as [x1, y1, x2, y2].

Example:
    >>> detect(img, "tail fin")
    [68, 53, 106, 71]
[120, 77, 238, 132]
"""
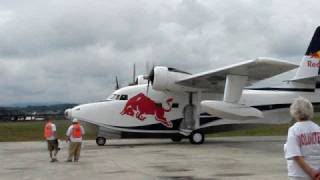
[293, 26, 320, 81]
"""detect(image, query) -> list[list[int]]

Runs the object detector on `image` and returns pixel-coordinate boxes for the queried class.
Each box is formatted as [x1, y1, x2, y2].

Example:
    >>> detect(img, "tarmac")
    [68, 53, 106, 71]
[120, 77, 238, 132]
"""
[0, 136, 288, 180]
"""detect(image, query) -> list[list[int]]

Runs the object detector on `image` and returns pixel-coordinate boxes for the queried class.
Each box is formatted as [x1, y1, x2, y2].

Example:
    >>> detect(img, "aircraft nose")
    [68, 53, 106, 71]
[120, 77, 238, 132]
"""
[64, 108, 72, 120]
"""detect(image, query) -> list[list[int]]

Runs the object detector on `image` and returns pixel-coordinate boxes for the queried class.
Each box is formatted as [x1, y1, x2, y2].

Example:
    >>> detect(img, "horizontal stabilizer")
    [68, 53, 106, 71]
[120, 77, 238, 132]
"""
[289, 75, 320, 84]
[201, 101, 263, 120]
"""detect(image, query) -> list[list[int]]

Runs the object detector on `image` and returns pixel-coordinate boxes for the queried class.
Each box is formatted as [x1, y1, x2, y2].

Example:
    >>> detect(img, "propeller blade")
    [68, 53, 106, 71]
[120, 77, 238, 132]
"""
[146, 66, 155, 95]
[115, 76, 120, 90]
[146, 80, 150, 95]
[149, 65, 155, 84]
[133, 63, 136, 84]
[145, 61, 150, 75]
[128, 63, 137, 86]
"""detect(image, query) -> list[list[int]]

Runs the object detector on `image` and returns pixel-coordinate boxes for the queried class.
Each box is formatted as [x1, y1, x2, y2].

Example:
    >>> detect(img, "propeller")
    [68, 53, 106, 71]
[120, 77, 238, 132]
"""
[128, 63, 137, 86]
[144, 50, 156, 94]
[145, 61, 150, 75]
[144, 66, 155, 95]
[133, 63, 136, 84]
[115, 76, 120, 90]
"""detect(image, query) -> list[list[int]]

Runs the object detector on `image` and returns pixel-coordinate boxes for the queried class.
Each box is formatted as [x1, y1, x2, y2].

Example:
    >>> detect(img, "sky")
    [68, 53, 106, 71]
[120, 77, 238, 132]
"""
[0, 0, 319, 106]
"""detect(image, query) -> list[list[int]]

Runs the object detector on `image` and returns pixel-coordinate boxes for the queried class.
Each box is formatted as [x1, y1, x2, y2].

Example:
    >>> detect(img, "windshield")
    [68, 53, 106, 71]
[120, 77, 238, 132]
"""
[106, 94, 117, 100]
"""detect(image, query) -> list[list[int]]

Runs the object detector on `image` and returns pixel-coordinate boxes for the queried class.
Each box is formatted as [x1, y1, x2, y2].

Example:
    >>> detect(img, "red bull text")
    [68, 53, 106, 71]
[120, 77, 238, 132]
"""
[120, 93, 174, 128]
[307, 51, 320, 67]
[307, 61, 320, 68]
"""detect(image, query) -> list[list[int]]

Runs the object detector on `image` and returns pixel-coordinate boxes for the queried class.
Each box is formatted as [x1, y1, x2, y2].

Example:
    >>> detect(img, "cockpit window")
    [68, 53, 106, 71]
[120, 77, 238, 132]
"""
[116, 95, 120, 100]
[120, 95, 128, 100]
[106, 94, 128, 101]
[107, 94, 117, 100]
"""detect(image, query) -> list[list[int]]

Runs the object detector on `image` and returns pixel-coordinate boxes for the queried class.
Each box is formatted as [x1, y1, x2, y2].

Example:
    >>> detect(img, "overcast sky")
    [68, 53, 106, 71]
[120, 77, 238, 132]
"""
[0, 0, 319, 106]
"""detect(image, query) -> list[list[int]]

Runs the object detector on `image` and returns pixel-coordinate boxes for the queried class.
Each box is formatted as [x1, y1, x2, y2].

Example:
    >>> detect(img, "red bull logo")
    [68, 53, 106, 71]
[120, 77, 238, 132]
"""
[310, 50, 320, 59]
[120, 93, 174, 128]
[307, 50, 320, 67]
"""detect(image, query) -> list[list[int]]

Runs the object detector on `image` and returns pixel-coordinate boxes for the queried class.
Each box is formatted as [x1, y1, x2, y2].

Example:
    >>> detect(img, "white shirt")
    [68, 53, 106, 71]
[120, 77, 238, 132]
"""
[284, 121, 320, 177]
[66, 124, 85, 142]
[46, 123, 57, 140]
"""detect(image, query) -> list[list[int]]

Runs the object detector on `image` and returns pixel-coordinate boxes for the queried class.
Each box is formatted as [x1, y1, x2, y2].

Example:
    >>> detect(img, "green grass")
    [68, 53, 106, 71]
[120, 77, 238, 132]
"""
[208, 124, 290, 137]
[0, 120, 96, 142]
[1, 116, 320, 142]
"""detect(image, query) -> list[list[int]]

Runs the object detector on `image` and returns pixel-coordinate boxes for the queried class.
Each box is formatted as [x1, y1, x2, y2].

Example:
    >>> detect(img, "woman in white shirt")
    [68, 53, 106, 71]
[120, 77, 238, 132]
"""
[285, 97, 320, 180]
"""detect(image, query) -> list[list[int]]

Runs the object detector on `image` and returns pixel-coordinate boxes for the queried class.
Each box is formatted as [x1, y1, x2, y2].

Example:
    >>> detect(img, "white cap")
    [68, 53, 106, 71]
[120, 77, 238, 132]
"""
[72, 118, 78, 123]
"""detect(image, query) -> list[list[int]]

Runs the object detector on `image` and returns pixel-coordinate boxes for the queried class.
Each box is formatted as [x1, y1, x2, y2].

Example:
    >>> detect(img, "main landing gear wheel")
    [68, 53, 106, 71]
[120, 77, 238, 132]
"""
[96, 137, 106, 146]
[170, 135, 183, 142]
[189, 131, 205, 145]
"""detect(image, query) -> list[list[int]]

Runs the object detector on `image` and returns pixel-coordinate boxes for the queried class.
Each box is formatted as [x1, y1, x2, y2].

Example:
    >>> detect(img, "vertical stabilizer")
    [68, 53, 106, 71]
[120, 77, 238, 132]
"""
[294, 26, 320, 81]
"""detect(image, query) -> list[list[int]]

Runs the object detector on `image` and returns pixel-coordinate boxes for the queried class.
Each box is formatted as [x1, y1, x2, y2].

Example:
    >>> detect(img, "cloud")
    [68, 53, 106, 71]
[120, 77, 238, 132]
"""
[0, 0, 319, 105]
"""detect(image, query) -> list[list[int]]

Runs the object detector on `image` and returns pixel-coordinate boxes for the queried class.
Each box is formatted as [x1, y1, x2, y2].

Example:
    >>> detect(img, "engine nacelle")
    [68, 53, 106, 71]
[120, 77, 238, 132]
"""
[135, 75, 148, 85]
[152, 66, 198, 92]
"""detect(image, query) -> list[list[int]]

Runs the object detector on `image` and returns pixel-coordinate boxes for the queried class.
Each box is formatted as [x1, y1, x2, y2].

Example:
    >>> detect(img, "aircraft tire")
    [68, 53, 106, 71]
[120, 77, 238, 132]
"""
[170, 135, 183, 142]
[189, 131, 205, 144]
[96, 137, 106, 146]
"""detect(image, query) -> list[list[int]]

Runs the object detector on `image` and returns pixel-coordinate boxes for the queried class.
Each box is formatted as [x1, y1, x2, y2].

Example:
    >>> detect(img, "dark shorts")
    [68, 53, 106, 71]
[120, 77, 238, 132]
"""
[47, 139, 59, 151]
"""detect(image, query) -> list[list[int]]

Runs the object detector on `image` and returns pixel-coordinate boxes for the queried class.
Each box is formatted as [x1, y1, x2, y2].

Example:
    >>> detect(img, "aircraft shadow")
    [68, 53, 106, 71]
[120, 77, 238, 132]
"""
[84, 137, 285, 150]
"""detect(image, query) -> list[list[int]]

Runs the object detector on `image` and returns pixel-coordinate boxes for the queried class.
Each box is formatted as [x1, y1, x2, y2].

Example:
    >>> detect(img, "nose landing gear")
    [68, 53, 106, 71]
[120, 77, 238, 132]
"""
[96, 137, 106, 146]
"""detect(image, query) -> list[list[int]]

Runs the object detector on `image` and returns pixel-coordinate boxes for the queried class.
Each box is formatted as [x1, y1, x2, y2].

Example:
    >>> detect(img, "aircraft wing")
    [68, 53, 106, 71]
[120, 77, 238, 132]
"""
[176, 57, 298, 92]
[177, 57, 298, 120]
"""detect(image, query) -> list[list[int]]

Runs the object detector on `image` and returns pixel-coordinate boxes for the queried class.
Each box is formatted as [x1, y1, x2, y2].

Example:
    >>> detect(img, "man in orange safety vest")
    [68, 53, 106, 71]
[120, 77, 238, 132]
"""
[66, 118, 85, 162]
[44, 117, 59, 162]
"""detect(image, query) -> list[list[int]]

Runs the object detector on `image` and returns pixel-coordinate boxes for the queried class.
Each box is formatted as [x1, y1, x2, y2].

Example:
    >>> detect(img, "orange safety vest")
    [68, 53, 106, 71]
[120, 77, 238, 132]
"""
[72, 123, 82, 138]
[44, 122, 53, 138]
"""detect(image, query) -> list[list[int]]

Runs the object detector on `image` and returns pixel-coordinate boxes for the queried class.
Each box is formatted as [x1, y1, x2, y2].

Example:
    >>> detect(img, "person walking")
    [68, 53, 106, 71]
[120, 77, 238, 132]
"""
[285, 97, 320, 180]
[66, 118, 85, 162]
[44, 117, 59, 162]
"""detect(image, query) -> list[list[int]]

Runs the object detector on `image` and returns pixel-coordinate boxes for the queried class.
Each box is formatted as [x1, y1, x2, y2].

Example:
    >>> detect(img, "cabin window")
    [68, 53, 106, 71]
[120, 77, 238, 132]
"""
[120, 95, 128, 100]
[172, 103, 179, 108]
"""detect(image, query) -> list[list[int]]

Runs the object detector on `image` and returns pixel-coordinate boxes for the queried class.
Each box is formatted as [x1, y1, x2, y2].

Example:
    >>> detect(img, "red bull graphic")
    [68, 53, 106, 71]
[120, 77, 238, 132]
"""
[310, 50, 320, 59]
[120, 93, 174, 128]
[307, 51, 320, 68]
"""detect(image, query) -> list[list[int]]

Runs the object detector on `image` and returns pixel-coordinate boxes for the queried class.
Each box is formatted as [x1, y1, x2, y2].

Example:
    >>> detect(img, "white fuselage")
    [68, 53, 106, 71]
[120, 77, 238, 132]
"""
[66, 84, 320, 134]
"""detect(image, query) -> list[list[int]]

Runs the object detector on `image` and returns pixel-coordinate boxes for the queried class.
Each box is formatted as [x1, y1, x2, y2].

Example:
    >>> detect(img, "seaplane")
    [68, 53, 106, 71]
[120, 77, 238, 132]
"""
[65, 27, 320, 145]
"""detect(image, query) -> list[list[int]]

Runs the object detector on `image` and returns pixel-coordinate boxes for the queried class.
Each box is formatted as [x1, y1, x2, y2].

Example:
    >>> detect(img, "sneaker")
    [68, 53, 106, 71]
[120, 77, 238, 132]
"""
[65, 160, 72, 162]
